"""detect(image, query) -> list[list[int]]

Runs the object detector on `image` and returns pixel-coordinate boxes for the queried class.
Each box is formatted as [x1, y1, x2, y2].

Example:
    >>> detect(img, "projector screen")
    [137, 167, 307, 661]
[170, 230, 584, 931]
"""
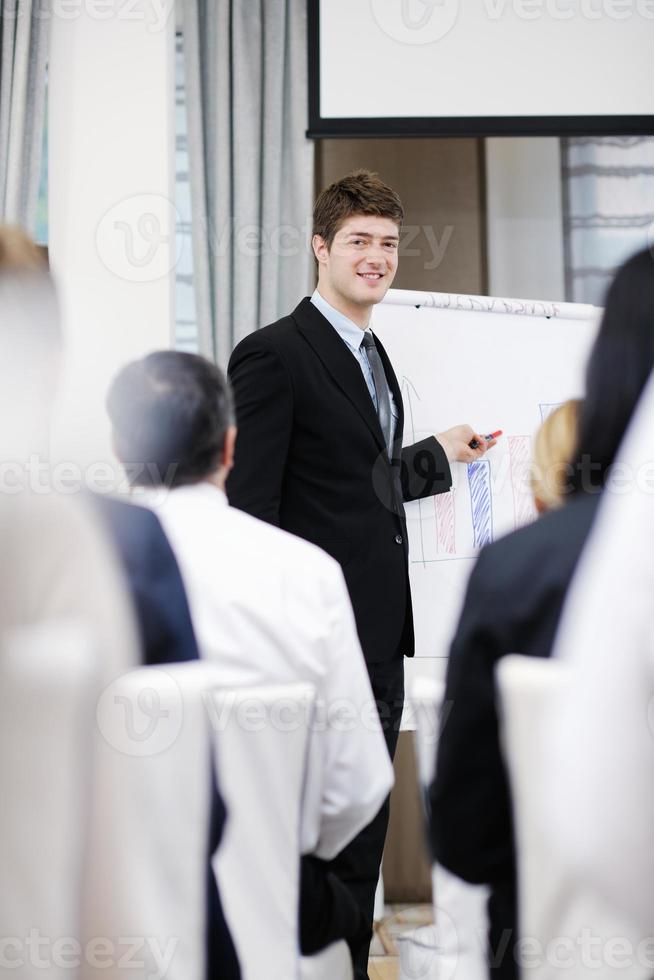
[308, 0, 654, 137]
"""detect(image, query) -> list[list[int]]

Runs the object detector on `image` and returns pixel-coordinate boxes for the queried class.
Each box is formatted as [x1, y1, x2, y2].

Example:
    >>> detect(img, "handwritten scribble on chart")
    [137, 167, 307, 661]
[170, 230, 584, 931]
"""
[509, 436, 535, 529]
[434, 491, 456, 555]
[539, 402, 564, 423]
[467, 459, 493, 550]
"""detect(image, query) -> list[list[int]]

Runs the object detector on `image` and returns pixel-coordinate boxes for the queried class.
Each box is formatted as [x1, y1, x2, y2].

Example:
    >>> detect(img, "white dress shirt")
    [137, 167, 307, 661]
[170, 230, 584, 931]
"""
[146, 481, 394, 860]
[310, 289, 399, 443]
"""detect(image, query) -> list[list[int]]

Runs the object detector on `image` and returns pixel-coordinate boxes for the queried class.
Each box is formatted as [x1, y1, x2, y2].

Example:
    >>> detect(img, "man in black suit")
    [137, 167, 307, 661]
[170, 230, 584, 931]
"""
[227, 170, 493, 977]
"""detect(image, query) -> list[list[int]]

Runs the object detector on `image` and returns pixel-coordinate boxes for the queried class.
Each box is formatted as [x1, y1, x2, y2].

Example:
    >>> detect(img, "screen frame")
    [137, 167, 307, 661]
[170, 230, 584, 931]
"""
[307, 0, 654, 139]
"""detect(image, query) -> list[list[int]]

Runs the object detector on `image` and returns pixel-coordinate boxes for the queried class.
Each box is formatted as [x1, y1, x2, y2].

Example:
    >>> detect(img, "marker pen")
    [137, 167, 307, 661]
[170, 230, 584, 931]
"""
[469, 429, 503, 450]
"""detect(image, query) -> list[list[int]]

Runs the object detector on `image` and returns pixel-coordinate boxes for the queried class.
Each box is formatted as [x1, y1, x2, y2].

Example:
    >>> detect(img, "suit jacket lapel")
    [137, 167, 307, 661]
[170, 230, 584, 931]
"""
[293, 298, 387, 453]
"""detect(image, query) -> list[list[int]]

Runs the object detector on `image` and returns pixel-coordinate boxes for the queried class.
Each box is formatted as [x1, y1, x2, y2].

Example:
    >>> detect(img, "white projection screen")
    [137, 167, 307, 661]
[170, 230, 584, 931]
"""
[308, 0, 654, 137]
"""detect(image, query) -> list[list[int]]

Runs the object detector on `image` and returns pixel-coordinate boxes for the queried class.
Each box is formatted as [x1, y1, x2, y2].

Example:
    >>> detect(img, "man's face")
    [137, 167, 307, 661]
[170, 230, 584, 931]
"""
[313, 214, 400, 311]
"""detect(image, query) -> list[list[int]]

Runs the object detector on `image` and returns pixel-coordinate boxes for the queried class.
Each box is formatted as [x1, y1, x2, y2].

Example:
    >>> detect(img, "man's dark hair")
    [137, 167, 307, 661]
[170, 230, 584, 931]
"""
[312, 169, 404, 250]
[573, 247, 654, 491]
[107, 351, 234, 488]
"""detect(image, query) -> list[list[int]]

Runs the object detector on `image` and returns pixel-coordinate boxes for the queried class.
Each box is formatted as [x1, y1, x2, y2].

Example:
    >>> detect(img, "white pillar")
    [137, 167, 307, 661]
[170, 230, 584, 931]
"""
[485, 138, 565, 303]
[48, 1, 176, 472]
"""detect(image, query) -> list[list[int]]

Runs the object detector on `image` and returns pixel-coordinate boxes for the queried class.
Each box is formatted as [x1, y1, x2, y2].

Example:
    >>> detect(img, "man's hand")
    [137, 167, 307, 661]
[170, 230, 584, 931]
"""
[436, 425, 498, 464]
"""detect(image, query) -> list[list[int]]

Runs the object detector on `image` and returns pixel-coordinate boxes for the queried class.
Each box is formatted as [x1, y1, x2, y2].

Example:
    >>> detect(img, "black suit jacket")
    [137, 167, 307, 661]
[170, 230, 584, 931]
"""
[227, 297, 452, 663]
[429, 493, 600, 977]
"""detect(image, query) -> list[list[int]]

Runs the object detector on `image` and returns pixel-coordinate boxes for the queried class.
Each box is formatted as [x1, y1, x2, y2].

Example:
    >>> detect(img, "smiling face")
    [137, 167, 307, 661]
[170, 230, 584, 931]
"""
[312, 214, 400, 327]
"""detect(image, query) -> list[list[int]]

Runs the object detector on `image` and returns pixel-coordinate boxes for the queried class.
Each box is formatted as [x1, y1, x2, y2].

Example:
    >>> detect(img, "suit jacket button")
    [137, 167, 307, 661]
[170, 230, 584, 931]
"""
[395, 534, 403, 545]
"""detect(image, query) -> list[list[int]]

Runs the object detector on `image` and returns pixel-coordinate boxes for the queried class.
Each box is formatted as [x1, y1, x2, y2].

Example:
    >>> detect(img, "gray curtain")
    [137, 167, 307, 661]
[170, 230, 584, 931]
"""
[0, 0, 49, 228]
[183, 0, 314, 365]
[562, 137, 654, 305]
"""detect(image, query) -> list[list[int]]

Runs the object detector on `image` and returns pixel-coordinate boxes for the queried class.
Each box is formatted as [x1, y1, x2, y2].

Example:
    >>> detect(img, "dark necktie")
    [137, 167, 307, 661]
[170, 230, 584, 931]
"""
[361, 332, 393, 456]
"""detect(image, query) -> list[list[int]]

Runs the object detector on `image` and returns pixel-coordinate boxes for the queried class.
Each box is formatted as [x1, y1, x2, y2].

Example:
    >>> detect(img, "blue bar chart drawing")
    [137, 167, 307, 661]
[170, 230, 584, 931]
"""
[467, 459, 493, 549]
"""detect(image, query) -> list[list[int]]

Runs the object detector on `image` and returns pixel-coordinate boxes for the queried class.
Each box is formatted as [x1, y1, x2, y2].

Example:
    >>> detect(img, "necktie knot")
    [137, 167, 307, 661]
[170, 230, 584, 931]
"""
[361, 332, 376, 351]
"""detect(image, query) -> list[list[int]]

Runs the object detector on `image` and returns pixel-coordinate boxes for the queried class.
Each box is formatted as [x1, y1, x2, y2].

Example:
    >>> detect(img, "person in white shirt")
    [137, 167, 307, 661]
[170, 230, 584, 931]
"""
[543, 364, 654, 947]
[106, 349, 395, 958]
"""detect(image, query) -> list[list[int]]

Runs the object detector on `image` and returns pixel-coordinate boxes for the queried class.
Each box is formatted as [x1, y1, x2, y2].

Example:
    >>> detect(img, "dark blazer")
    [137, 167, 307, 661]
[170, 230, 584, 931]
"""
[429, 493, 600, 978]
[92, 494, 199, 666]
[227, 297, 452, 663]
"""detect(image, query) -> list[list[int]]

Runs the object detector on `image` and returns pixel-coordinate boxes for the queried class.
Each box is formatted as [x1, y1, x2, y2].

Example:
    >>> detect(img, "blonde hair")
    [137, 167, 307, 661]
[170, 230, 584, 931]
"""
[531, 399, 580, 512]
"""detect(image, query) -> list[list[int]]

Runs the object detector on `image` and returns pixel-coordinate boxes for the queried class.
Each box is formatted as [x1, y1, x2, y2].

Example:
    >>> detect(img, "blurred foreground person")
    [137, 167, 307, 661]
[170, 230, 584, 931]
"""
[0, 230, 140, 978]
[107, 350, 395, 961]
[0, 226, 239, 980]
[543, 334, 654, 949]
[0, 226, 138, 676]
[432, 249, 654, 980]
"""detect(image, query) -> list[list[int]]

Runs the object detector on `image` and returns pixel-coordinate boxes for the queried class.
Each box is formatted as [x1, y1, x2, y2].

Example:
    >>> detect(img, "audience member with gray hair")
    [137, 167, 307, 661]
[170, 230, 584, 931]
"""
[107, 349, 395, 958]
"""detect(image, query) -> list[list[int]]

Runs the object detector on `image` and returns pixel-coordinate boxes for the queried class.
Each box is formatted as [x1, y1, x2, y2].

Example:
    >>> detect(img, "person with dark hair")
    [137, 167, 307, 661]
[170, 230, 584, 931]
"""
[106, 349, 395, 964]
[225, 169, 494, 978]
[430, 247, 654, 980]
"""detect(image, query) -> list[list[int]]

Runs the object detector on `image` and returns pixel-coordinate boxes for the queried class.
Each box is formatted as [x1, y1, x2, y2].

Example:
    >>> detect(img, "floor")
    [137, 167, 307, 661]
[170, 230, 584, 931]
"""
[368, 905, 433, 980]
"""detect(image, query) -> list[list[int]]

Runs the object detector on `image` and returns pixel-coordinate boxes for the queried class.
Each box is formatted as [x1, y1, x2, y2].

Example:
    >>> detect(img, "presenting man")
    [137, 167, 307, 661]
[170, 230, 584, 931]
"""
[227, 169, 493, 976]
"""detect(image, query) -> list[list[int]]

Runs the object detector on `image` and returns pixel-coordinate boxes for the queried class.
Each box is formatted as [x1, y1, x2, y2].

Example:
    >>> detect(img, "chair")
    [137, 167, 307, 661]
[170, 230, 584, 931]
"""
[209, 682, 352, 980]
[0, 618, 99, 980]
[83, 660, 223, 979]
[395, 676, 488, 980]
[496, 654, 642, 980]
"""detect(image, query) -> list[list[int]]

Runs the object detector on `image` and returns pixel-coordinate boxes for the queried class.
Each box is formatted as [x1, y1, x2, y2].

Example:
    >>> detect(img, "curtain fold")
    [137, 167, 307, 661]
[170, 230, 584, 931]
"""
[0, 0, 49, 229]
[183, 0, 314, 365]
[562, 136, 654, 305]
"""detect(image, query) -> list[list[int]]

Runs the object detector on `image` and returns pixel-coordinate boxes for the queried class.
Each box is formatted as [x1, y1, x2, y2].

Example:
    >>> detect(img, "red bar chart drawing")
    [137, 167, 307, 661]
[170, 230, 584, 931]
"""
[434, 491, 456, 554]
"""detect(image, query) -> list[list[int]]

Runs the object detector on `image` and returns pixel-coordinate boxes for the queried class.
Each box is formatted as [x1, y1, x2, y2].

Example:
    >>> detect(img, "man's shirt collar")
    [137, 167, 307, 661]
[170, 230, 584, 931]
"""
[310, 289, 371, 352]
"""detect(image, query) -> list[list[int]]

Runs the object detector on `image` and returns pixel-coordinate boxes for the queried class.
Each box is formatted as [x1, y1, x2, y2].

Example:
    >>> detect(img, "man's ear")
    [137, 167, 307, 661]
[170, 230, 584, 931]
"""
[312, 234, 329, 265]
[222, 424, 237, 474]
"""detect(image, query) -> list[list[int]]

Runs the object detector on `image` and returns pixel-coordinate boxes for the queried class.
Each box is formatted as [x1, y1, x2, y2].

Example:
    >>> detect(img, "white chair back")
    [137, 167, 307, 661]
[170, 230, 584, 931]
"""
[83, 661, 222, 980]
[209, 682, 316, 980]
[0, 618, 98, 980]
[403, 676, 488, 980]
[497, 654, 644, 980]
[299, 939, 353, 980]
